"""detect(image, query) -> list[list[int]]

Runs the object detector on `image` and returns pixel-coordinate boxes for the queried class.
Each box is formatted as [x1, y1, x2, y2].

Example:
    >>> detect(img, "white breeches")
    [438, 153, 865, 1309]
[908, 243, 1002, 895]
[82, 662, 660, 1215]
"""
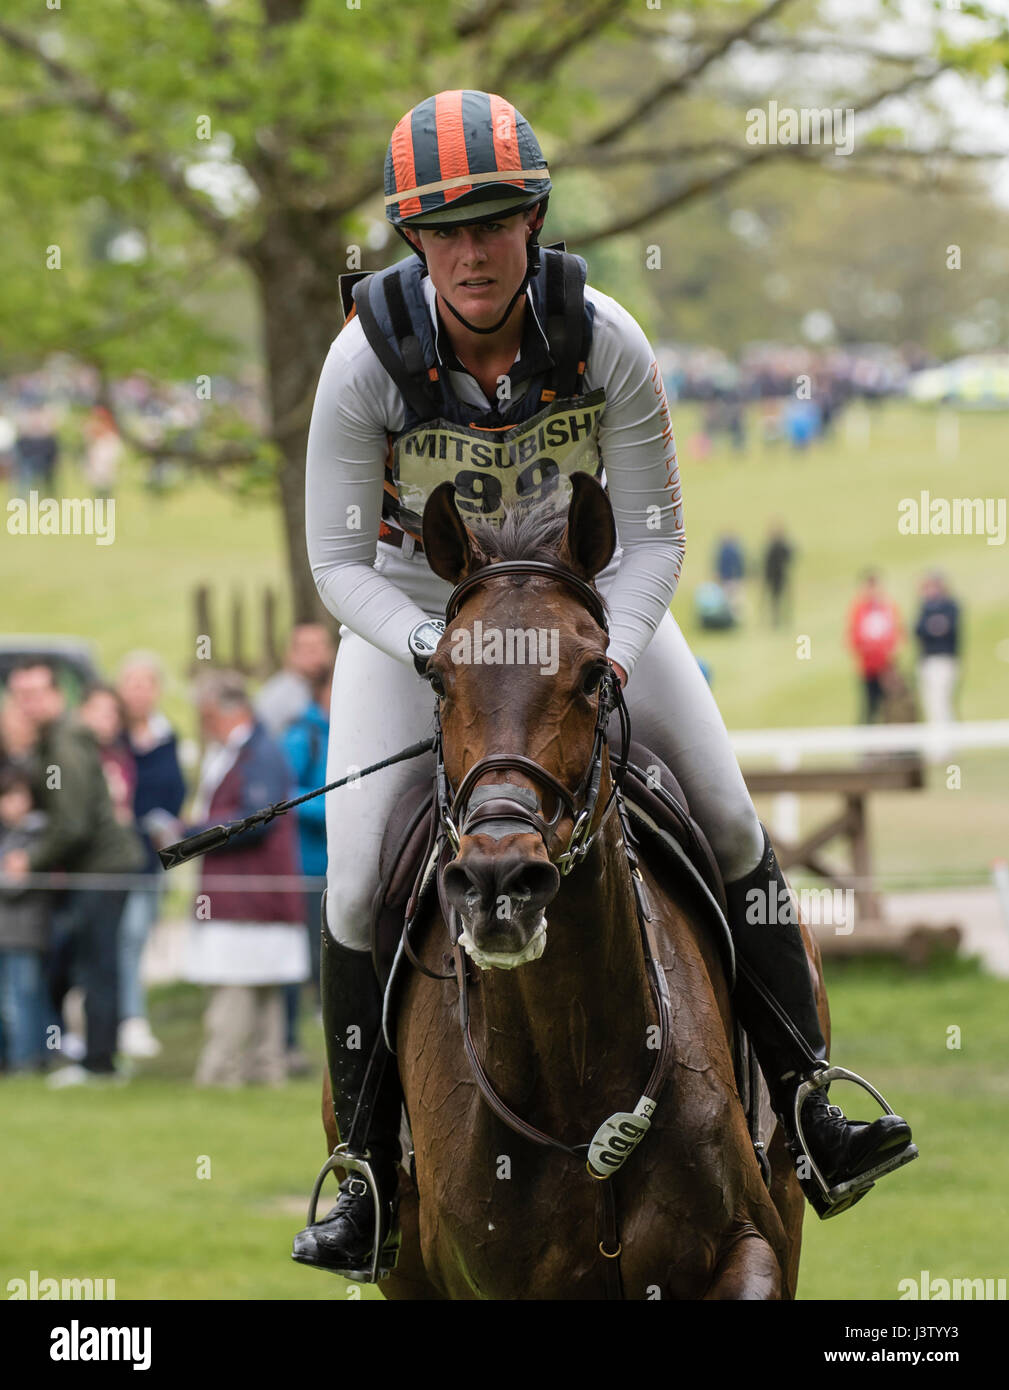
[324, 546, 763, 949]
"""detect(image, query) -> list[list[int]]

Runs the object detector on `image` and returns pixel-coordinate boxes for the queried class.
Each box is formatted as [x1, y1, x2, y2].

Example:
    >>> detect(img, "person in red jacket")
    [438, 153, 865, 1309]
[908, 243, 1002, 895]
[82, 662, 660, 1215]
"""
[847, 571, 903, 723]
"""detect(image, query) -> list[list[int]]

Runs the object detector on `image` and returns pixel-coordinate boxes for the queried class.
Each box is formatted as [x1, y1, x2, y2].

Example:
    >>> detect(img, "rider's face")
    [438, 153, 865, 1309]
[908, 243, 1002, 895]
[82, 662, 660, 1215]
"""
[406, 209, 536, 331]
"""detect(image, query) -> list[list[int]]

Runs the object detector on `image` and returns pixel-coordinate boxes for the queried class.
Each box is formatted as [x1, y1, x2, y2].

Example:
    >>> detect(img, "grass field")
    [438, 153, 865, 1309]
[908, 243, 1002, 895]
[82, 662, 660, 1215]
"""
[1, 953, 1006, 1302]
[2, 396, 1007, 1300]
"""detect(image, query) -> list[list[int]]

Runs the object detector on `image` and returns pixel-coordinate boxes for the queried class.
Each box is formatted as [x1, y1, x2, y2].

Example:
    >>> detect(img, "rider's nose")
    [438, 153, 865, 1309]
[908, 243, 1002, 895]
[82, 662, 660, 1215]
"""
[444, 850, 559, 917]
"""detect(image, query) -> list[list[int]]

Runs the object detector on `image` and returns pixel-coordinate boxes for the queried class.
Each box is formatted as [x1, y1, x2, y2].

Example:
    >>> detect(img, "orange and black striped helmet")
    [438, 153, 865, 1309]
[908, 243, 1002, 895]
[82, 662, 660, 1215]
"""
[385, 90, 551, 229]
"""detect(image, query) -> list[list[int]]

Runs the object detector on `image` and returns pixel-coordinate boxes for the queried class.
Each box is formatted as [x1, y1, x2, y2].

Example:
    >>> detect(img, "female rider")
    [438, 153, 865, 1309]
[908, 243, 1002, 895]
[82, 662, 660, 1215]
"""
[292, 91, 915, 1279]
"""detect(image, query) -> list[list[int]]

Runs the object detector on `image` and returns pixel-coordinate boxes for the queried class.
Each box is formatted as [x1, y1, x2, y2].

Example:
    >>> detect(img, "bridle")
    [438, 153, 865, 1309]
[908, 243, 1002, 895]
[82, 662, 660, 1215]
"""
[433, 560, 631, 875]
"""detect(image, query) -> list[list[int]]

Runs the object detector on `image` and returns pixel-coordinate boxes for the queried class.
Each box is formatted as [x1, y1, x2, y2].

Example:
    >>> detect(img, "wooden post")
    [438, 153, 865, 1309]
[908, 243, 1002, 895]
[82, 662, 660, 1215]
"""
[192, 584, 212, 674]
[262, 587, 281, 677]
[230, 588, 247, 674]
[846, 793, 884, 929]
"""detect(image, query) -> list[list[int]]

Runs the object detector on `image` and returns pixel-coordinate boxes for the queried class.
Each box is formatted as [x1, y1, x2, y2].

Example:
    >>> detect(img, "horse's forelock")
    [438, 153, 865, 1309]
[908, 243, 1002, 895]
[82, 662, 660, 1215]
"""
[464, 501, 610, 623]
[467, 502, 568, 567]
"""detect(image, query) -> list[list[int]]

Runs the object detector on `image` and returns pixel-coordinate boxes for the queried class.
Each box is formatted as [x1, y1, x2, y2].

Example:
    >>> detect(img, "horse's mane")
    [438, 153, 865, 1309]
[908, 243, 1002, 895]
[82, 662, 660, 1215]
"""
[465, 502, 610, 620]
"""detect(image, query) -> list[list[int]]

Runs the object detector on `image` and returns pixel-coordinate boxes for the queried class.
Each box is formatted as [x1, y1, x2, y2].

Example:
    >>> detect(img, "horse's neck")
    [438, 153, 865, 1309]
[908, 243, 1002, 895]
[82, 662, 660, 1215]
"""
[472, 810, 653, 1107]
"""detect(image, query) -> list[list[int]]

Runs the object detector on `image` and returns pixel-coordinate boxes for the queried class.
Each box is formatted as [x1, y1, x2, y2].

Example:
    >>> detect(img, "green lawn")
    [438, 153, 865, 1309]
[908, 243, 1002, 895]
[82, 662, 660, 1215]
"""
[1, 956, 1005, 1301]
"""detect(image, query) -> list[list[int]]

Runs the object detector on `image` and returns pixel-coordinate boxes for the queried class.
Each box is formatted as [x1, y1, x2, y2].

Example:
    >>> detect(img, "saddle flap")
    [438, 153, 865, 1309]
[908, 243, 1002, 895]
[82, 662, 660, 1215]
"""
[370, 778, 436, 984]
[618, 739, 726, 912]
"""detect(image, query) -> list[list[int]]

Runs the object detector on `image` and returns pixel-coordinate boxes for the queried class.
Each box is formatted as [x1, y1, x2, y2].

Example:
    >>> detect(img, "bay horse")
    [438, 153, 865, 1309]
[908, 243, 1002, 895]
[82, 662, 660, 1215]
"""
[322, 473, 830, 1299]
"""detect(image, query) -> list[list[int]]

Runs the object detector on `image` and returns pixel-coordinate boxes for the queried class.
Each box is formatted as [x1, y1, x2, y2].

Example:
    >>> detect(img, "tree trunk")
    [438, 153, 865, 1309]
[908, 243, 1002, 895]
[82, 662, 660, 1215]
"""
[250, 208, 355, 635]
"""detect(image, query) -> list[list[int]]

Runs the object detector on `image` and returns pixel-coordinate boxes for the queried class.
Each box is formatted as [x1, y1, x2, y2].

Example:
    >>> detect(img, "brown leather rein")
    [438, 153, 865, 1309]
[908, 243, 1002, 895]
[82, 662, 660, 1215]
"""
[415, 558, 677, 1297]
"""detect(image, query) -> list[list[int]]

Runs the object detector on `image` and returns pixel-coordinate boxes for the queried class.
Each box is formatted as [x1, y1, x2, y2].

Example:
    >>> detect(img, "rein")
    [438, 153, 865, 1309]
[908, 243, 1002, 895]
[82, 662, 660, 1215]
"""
[417, 557, 675, 1297]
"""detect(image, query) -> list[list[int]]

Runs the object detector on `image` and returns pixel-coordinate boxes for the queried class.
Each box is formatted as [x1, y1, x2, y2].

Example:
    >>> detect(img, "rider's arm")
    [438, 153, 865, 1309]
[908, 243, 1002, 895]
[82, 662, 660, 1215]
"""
[584, 288, 685, 683]
[305, 319, 432, 669]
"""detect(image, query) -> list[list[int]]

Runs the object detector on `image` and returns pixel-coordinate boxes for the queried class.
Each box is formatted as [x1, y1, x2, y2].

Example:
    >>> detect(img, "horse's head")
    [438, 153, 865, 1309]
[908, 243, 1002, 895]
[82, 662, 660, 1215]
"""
[421, 473, 617, 971]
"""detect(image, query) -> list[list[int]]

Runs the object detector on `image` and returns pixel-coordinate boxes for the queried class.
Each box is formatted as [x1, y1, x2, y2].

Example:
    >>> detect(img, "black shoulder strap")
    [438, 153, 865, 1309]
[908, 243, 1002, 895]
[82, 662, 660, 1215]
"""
[353, 271, 440, 423]
[543, 251, 587, 399]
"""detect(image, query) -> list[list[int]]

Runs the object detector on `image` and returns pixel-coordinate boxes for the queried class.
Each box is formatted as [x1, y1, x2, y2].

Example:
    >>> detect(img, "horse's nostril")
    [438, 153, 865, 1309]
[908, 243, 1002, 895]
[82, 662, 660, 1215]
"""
[502, 860, 560, 907]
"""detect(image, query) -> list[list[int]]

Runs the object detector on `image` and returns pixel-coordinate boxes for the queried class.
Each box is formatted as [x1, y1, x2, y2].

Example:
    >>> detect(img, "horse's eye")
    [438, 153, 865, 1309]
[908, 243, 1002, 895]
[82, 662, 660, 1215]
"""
[427, 669, 446, 699]
[581, 663, 606, 696]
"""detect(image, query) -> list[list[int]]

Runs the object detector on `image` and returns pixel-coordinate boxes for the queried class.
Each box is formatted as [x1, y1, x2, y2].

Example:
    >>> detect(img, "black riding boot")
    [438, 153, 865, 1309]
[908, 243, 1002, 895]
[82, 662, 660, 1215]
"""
[291, 919, 403, 1278]
[725, 827, 917, 1218]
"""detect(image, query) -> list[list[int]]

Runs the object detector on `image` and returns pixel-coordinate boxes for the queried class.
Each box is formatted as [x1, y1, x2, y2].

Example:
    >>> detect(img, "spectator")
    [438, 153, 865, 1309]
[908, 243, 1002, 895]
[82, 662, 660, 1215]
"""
[82, 406, 123, 499]
[78, 686, 137, 827]
[115, 652, 187, 1060]
[914, 572, 961, 762]
[182, 671, 309, 1087]
[13, 407, 60, 496]
[255, 624, 336, 737]
[714, 533, 746, 615]
[762, 523, 795, 628]
[280, 667, 331, 1072]
[846, 572, 903, 724]
[2, 662, 144, 1086]
[0, 765, 52, 1071]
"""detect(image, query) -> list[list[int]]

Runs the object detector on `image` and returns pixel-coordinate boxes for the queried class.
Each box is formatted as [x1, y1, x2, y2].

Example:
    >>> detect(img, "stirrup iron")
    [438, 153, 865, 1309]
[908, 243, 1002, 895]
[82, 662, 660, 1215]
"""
[792, 1065, 918, 1219]
[306, 1144, 401, 1282]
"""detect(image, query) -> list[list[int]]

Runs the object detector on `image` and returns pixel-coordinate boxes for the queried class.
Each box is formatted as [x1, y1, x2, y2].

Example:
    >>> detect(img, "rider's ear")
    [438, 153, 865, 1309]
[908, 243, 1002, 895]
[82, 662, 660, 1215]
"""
[422, 481, 487, 584]
[558, 473, 616, 581]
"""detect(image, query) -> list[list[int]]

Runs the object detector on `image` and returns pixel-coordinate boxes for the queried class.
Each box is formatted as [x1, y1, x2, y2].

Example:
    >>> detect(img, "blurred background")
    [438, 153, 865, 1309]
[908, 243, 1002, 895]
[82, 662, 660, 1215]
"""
[1, 0, 1008, 1301]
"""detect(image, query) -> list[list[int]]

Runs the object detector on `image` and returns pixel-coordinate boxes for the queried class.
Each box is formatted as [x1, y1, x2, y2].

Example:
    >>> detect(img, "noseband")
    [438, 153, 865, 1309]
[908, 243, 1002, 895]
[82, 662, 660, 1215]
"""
[434, 560, 630, 875]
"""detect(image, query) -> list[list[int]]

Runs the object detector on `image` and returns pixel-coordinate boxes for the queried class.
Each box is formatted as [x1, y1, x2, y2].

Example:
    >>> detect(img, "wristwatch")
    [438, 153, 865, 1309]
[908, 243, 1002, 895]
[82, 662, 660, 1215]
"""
[408, 619, 446, 676]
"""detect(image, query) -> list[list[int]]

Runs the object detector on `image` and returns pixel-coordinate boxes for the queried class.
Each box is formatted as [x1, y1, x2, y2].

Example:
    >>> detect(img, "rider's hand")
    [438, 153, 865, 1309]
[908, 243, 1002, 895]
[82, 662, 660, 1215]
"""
[609, 660, 628, 689]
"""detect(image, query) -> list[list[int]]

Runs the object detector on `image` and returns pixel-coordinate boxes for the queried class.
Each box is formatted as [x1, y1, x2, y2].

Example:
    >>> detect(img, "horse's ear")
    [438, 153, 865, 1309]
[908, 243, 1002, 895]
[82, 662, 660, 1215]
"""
[422, 482, 486, 584]
[558, 473, 616, 580]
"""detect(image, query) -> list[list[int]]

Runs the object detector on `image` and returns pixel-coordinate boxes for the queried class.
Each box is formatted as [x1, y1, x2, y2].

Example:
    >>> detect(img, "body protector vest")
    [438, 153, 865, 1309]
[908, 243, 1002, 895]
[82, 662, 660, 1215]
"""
[341, 248, 605, 544]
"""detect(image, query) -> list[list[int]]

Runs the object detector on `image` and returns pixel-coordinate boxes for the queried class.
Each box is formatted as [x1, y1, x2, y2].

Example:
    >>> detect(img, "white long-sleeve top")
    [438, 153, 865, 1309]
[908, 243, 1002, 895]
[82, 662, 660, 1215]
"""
[305, 276, 685, 680]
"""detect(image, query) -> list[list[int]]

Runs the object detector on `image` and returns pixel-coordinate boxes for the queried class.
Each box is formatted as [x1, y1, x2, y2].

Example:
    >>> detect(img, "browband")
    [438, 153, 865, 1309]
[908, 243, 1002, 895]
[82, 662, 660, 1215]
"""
[446, 560, 608, 632]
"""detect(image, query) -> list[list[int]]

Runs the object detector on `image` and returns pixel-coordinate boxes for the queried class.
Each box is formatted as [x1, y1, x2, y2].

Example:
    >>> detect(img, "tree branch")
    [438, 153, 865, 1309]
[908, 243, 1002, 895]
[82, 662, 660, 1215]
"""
[455, 0, 522, 40]
[0, 20, 244, 250]
[95, 373, 264, 470]
[487, 0, 629, 89]
[585, 0, 798, 149]
[572, 59, 954, 246]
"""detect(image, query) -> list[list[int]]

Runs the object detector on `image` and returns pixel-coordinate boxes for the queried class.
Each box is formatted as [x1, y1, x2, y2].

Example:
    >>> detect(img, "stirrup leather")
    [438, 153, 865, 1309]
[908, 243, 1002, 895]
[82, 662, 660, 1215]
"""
[792, 1065, 918, 1219]
[305, 1145, 401, 1282]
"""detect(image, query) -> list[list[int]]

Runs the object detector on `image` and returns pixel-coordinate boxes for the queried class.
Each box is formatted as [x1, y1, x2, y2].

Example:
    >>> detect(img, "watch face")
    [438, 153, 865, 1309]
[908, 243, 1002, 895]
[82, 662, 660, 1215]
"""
[411, 620, 444, 654]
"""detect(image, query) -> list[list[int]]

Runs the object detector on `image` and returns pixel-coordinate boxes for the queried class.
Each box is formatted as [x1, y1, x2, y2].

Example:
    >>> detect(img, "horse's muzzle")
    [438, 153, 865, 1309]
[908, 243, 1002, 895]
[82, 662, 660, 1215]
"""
[443, 840, 560, 963]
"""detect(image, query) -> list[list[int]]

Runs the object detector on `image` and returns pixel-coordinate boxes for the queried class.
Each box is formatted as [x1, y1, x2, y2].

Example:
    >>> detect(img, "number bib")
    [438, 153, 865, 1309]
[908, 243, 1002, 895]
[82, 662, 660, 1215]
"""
[390, 389, 606, 531]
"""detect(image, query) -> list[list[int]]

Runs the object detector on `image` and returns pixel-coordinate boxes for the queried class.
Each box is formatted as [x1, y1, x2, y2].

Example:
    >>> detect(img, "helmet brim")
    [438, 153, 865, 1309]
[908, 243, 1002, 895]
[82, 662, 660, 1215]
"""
[390, 186, 549, 230]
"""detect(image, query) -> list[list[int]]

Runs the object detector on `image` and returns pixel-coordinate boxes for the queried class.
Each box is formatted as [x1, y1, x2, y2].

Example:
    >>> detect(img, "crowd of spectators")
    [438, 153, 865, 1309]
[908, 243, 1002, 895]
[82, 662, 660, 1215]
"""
[0, 625, 336, 1088]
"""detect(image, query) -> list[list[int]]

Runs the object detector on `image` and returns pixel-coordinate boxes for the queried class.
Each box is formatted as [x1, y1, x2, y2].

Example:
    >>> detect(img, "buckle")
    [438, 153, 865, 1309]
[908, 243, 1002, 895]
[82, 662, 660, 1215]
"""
[345, 1177, 369, 1198]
